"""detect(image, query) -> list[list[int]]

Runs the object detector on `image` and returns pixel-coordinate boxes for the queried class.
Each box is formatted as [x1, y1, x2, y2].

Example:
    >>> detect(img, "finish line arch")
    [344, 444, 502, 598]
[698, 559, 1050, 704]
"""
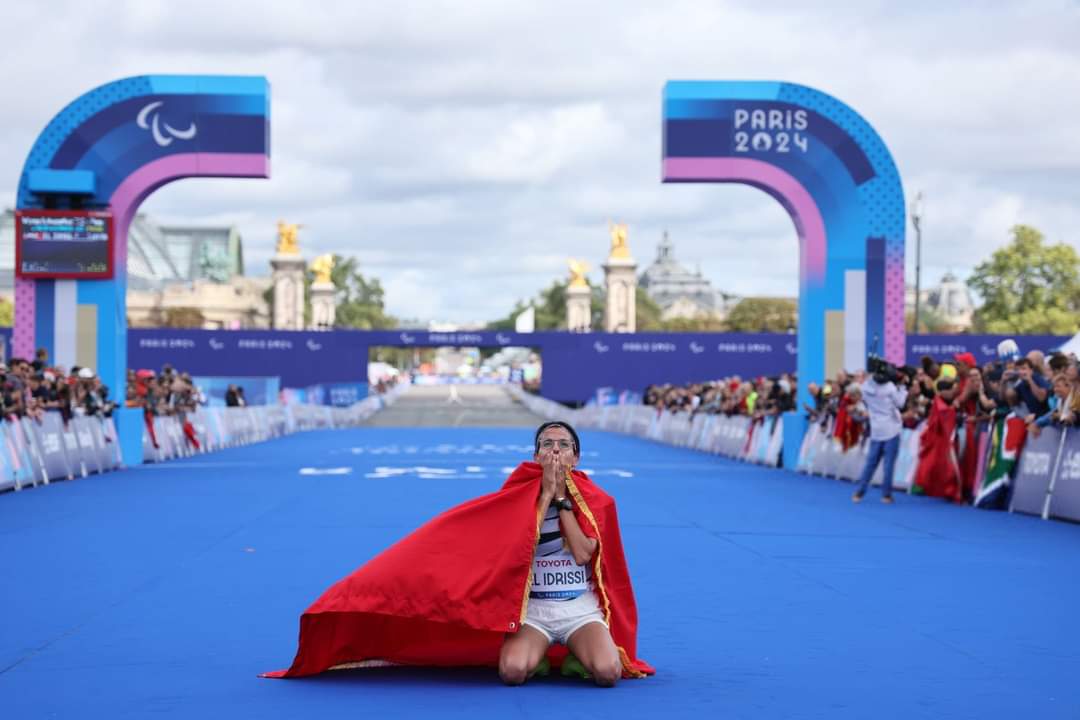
[662, 81, 906, 418]
[14, 75, 271, 463]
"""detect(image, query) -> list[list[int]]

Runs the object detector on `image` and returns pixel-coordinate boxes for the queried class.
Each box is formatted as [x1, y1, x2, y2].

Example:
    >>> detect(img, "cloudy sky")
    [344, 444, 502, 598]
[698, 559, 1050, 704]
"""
[2, 1, 1079, 324]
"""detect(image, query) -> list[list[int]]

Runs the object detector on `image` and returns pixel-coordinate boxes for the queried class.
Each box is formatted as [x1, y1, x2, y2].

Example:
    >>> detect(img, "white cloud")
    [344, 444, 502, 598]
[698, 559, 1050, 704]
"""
[2, 1, 1079, 322]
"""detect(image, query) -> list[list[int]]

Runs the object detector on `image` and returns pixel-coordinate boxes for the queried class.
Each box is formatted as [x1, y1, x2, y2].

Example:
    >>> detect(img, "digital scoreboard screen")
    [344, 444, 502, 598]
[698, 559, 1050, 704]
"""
[15, 210, 114, 279]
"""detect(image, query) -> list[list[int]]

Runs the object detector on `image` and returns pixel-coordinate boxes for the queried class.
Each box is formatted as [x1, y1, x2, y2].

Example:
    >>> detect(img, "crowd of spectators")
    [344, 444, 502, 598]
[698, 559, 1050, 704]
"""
[645, 374, 797, 420]
[126, 363, 208, 450]
[641, 338, 1079, 505]
[1, 348, 116, 422]
[645, 341, 1079, 441]
[804, 342, 1080, 443]
[0, 347, 216, 456]
[127, 363, 205, 416]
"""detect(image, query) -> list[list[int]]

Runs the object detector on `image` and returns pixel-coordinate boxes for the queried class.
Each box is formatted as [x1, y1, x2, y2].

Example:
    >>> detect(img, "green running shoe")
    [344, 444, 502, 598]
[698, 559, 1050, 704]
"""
[560, 653, 592, 680]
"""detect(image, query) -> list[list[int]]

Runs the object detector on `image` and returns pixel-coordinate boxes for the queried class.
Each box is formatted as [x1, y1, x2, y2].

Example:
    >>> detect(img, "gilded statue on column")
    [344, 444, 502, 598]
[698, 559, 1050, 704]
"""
[568, 259, 590, 288]
[608, 221, 631, 260]
[276, 220, 302, 256]
[310, 254, 335, 284]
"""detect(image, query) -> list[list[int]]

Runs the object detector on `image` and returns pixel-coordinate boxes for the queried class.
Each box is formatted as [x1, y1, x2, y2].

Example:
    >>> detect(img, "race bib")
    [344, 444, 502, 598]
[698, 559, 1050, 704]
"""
[530, 551, 590, 600]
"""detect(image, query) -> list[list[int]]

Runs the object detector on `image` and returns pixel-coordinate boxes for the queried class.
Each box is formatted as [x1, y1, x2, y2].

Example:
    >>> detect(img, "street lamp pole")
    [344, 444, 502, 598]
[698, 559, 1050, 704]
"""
[910, 192, 924, 334]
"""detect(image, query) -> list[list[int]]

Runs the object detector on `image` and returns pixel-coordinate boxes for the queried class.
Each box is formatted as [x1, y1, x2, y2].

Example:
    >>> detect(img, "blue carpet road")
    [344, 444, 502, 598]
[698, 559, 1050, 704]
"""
[1, 427, 1078, 719]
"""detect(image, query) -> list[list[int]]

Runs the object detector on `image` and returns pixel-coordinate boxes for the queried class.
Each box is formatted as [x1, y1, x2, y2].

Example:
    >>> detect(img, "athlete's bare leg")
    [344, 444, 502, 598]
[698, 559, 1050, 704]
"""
[498, 625, 550, 685]
[567, 622, 622, 687]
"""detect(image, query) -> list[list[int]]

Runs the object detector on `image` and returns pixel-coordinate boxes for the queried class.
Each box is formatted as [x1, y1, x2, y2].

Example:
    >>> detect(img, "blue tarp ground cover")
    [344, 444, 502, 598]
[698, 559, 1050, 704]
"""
[1, 427, 1078, 719]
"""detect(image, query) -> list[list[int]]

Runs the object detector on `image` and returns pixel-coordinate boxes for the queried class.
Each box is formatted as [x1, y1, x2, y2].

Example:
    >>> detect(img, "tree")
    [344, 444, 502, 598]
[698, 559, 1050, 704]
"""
[326, 255, 396, 330]
[634, 287, 665, 330]
[488, 280, 578, 331]
[967, 225, 1080, 334]
[263, 254, 397, 329]
[161, 307, 205, 328]
[659, 316, 727, 332]
[533, 280, 570, 330]
[486, 300, 531, 331]
[724, 298, 797, 332]
[905, 306, 951, 333]
[489, 281, 736, 333]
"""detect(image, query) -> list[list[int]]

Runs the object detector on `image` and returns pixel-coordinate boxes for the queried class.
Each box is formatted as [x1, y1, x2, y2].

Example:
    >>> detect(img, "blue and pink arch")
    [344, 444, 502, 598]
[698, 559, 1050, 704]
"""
[15, 75, 270, 462]
[663, 81, 905, 403]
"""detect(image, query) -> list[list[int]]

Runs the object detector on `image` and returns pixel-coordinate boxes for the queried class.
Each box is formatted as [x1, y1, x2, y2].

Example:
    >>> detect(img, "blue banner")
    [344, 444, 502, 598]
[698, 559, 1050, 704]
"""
[1010, 426, 1063, 516]
[905, 334, 1069, 366]
[128, 329, 368, 388]
[0, 327, 1065, 406]
[1048, 429, 1080, 522]
[192, 376, 280, 407]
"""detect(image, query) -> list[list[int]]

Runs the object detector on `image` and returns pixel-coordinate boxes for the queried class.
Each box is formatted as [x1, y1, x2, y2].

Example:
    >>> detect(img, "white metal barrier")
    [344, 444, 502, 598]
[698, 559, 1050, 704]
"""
[506, 385, 924, 486]
[0, 386, 406, 492]
[506, 386, 784, 467]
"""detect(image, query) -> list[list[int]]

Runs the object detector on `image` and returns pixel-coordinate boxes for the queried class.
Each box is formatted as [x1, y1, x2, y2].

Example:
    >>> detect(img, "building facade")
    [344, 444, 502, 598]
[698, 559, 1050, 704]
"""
[905, 272, 976, 331]
[638, 231, 731, 321]
[1, 209, 270, 329]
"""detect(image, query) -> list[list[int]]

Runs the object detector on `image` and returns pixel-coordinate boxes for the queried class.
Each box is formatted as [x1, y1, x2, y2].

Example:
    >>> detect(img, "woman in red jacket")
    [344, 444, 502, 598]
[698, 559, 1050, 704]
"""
[913, 374, 961, 500]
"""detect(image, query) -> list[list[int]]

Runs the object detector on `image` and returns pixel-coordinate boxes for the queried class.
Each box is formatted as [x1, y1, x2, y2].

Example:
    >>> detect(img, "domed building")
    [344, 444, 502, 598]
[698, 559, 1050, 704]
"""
[638, 231, 729, 320]
[905, 271, 976, 331]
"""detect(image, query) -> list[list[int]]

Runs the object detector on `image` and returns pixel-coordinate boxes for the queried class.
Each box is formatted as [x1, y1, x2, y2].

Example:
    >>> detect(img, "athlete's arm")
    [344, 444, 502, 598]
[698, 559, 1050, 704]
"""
[558, 507, 598, 566]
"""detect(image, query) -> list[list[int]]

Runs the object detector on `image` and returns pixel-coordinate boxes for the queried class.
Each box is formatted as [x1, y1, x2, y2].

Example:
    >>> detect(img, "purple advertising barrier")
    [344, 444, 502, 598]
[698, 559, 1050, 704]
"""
[1047, 429, 1080, 522]
[1010, 426, 1065, 517]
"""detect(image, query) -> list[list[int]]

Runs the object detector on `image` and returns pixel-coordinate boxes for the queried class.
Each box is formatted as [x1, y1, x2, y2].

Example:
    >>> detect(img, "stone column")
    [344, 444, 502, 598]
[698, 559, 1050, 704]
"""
[604, 256, 637, 332]
[309, 281, 336, 330]
[566, 283, 592, 332]
[271, 254, 306, 330]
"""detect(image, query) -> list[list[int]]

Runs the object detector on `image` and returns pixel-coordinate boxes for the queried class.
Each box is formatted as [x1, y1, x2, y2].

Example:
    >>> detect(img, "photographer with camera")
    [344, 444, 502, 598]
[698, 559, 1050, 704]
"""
[851, 356, 910, 505]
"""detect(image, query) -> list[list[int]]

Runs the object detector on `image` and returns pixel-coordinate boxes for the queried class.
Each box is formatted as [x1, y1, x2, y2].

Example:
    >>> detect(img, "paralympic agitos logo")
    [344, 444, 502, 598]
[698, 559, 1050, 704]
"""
[137, 101, 197, 147]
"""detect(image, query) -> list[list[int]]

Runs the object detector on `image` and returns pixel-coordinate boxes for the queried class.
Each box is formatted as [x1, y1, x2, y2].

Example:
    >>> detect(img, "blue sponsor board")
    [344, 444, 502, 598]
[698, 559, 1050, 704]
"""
[128, 329, 367, 388]
[301, 382, 368, 407]
[905, 334, 1069, 366]
[1048, 429, 1080, 523]
[0, 327, 1058, 407]
[192, 376, 280, 407]
[1010, 427, 1063, 516]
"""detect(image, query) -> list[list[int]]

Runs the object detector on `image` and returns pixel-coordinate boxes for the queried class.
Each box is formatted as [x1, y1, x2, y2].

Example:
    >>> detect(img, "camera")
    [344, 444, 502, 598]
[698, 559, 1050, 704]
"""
[868, 355, 903, 385]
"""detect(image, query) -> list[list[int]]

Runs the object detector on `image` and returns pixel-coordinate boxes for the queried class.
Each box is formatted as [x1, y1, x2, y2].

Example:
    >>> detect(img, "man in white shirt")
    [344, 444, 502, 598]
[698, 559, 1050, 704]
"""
[852, 362, 910, 504]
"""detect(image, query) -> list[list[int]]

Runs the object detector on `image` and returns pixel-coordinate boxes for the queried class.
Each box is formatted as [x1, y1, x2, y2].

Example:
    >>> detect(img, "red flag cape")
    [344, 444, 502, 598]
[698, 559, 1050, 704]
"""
[262, 462, 653, 679]
[914, 395, 961, 500]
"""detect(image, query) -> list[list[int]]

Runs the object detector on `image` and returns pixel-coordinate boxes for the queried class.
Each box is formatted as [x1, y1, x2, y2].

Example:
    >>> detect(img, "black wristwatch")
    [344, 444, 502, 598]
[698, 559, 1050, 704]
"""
[553, 496, 574, 512]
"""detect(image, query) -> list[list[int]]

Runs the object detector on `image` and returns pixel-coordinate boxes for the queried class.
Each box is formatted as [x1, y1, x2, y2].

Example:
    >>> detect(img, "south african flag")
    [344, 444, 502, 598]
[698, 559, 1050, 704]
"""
[975, 412, 1027, 509]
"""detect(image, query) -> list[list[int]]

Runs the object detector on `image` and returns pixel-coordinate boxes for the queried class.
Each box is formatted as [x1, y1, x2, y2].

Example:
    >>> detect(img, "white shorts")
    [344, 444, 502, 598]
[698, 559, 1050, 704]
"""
[522, 589, 607, 645]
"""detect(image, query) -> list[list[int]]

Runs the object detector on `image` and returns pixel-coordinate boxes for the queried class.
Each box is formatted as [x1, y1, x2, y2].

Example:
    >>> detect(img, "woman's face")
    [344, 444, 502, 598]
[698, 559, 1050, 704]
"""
[534, 426, 580, 467]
